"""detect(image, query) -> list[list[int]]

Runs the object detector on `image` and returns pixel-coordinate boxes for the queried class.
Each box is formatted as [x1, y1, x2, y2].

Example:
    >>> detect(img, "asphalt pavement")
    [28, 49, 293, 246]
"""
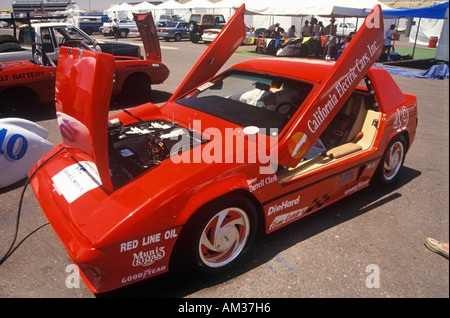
[0, 31, 448, 298]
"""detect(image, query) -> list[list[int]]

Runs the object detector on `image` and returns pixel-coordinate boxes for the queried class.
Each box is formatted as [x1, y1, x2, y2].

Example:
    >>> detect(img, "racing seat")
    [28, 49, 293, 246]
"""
[320, 93, 365, 149]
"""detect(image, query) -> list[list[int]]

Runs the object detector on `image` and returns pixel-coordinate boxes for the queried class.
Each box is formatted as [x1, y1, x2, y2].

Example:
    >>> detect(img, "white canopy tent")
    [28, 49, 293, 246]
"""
[103, 0, 394, 31]
[157, 0, 186, 9]
[152, 0, 190, 21]
[245, 0, 334, 17]
[105, 3, 136, 20]
[183, 0, 216, 12]
[132, 1, 156, 13]
[332, 0, 391, 17]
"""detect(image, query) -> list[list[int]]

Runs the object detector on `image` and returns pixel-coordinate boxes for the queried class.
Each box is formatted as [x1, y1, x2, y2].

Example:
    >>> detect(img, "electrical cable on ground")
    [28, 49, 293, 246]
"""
[0, 146, 65, 266]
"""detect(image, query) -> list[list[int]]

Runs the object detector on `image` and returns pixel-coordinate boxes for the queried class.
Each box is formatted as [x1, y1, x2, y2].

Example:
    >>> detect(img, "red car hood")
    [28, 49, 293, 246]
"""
[133, 12, 161, 62]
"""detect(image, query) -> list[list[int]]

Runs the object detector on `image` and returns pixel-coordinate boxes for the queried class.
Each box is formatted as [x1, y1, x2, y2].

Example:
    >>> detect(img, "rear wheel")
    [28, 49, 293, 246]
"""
[375, 134, 406, 185]
[0, 41, 21, 53]
[190, 33, 201, 43]
[117, 73, 152, 104]
[119, 29, 128, 38]
[0, 35, 18, 44]
[172, 196, 257, 274]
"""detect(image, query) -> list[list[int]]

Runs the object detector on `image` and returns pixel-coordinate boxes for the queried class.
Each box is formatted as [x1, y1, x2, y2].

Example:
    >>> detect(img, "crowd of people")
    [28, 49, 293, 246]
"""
[259, 17, 338, 40]
[255, 17, 350, 59]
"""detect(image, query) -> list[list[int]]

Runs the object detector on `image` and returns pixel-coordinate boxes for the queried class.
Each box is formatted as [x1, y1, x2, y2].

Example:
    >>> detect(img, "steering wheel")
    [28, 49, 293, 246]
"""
[63, 40, 83, 47]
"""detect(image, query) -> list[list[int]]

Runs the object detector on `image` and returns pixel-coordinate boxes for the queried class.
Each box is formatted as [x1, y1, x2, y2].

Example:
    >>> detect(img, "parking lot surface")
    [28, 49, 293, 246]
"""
[0, 30, 448, 298]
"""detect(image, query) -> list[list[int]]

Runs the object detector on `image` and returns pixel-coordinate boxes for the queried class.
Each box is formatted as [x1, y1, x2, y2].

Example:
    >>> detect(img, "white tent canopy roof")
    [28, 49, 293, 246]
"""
[182, 0, 216, 9]
[156, 0, 185, 9]
[213, 0, 246, 8]
[245, 0, 335, 17]
[244, 0, 391, 17]
[133, 1, 156, 10]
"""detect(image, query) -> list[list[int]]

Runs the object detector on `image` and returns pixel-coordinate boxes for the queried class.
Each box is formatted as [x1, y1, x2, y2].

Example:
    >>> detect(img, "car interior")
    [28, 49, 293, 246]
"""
[277, 88, 381, 182]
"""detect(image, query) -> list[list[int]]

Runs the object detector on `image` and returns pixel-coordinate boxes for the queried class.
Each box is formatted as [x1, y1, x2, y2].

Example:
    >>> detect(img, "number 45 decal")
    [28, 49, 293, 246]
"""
[0, 128, 28, 161]
[393, 106, 409, 131]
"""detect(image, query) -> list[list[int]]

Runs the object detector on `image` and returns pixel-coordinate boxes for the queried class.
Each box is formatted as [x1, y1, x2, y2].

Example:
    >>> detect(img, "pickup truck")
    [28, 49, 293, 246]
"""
[336, 22, 357, 37]
[0, 20, 142, 63]
[0, 12, 170, 116]
[78, 14, 109, 35]
[101, 18, 137, 38]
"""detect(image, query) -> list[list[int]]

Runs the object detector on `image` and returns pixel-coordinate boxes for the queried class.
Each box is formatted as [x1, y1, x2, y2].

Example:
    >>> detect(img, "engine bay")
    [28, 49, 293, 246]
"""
[108, 118, 204, 189]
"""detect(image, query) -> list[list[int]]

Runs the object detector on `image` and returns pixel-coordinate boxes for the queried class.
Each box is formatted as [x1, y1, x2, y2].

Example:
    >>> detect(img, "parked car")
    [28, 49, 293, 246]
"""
[201, 23, 226, 43]
[159, 14, 183, 22]
[336, 22, 357, 37]
[156, 21, 189, 41]
[78, 15, 109, 35]
[187, 12, 226, 43]
[29, 5, 417, 294]
[202, 25, 255, 45]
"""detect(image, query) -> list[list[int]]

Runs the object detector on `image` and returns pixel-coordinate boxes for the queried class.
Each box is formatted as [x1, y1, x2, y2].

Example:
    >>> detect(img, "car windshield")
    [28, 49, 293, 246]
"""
[54, 26, 93, 45]
[175, 71, 314, 135]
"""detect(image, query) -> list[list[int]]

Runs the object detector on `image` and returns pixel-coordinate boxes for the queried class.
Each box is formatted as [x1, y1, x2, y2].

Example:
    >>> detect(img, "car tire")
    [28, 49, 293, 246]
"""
[0, 41, 21, 53]
[118, 73, 152, 104]
[172, 196, 257, 275]
[190, 33, 201, 43]
[0, 34, 18, 45]
[374, 134, 407, 185]
[174, 33, 182, 42]
[119, 29, 128, 38]
[187, 21, 198, 33]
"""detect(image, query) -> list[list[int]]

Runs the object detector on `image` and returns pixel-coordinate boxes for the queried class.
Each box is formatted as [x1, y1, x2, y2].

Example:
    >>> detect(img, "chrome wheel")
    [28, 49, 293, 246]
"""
[198, 207, 250, 268]
[383, 140, 405, 181]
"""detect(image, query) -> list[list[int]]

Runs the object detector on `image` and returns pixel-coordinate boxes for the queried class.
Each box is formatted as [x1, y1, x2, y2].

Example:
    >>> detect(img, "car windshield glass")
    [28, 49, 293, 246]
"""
[54, 26, 93, 45]
[175, 71, 313, 136]
[166, 22, 177, 27]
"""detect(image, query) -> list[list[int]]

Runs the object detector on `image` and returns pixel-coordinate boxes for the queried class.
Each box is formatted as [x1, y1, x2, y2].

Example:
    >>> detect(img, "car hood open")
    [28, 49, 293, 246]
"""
[132, 12, 161, 62]
[51, 6, 246, 193]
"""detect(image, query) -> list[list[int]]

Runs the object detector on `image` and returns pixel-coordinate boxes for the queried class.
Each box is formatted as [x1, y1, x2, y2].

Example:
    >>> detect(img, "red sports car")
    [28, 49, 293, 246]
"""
[29, 5, 417, 294]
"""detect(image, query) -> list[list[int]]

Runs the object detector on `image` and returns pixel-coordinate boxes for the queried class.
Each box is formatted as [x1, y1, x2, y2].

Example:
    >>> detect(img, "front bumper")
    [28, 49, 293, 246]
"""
[29, 145, 181, 293]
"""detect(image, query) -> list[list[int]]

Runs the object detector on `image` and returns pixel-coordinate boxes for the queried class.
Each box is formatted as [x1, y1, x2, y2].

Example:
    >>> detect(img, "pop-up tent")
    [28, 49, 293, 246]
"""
[380, 1, 448, 19]
[244, 0, 390, 17]
[371, 1, 449, 61]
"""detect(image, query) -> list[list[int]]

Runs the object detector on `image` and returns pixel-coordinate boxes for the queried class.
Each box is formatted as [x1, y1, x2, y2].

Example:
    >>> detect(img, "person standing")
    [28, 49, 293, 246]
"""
[112, 18, 119, 42]
[383, 24, 396, 55]
[287, 25, 296, 38]
[324, 18, 336, 36]
[268, 23, 279, 37]
[301, 20, 310, 37]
